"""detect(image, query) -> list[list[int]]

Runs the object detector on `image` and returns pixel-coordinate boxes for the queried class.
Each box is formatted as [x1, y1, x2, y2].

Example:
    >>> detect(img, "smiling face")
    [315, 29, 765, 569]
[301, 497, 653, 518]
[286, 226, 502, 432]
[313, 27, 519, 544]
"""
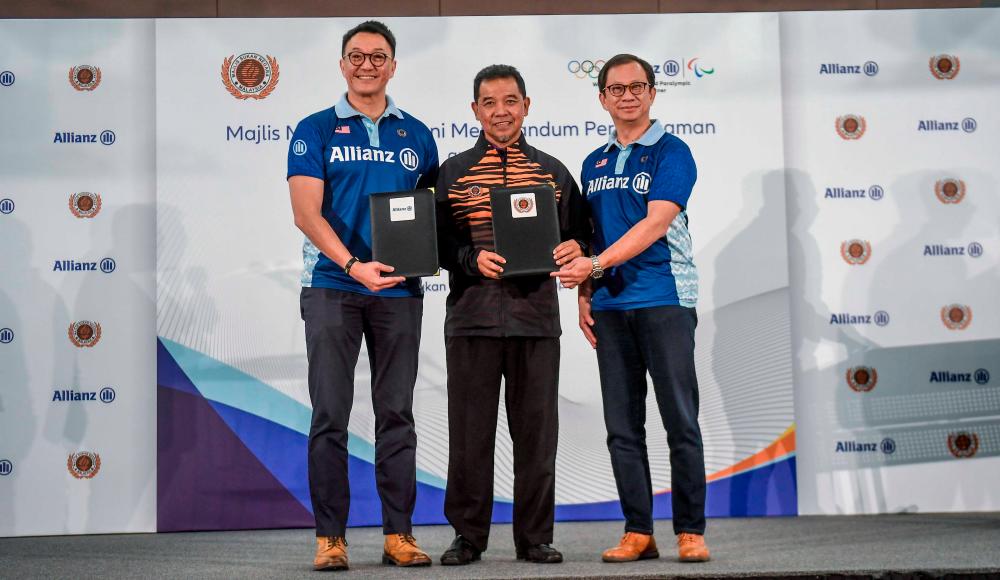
[472, 76, 530, 148]
[339, 31, 396, 100]
[599, 61, 655, 126]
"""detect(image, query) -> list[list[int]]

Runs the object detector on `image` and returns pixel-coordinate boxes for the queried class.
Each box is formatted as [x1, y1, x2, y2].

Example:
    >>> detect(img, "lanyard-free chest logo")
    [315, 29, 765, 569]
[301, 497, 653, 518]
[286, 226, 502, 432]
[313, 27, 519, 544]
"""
[631, 172, 651, 195]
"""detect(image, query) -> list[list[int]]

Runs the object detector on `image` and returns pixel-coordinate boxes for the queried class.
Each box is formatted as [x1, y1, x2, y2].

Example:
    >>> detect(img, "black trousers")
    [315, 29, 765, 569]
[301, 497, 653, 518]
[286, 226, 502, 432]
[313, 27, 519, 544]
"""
[301, 287, 423, 537]
[443, 335, 560, 552]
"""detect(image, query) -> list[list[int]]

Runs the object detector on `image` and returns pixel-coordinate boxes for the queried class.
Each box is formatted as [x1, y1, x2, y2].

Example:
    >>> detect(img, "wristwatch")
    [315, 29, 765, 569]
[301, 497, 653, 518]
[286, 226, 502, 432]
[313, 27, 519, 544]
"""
[344, 257, 359, 275]
[589, 255, 604, 279]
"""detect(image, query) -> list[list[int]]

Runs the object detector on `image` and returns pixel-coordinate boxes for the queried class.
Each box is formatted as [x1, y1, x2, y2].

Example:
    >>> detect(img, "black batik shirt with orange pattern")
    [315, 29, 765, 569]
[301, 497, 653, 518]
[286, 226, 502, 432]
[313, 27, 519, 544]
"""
[436, 133, 591, 338]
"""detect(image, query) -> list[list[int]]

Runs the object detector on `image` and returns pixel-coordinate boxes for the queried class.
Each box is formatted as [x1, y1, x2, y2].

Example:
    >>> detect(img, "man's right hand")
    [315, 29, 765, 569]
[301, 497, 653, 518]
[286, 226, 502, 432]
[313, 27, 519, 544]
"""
[349, 261, 406, 292]
[477, 250, 506, 279]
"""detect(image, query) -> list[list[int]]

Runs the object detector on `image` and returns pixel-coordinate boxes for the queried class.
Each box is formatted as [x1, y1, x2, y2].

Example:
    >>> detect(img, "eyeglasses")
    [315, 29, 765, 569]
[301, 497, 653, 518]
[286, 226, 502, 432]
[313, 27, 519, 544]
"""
[344, 51, 390, 68]
[602, 82, 651, 97]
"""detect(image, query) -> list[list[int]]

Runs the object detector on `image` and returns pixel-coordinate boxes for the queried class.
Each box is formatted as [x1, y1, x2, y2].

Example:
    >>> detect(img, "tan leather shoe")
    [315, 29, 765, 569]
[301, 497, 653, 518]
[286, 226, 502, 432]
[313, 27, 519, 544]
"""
[314, 536, 348, 571]
[677, 532, 710, 562]
[601, 532, 659, 563]
[383, 533, 432, 567]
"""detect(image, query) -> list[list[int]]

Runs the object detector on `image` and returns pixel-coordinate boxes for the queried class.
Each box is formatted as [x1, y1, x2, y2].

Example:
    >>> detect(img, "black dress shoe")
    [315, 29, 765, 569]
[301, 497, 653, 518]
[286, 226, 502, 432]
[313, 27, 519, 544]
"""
[516, 543, 563, 563]
[440, 535, 481, 566]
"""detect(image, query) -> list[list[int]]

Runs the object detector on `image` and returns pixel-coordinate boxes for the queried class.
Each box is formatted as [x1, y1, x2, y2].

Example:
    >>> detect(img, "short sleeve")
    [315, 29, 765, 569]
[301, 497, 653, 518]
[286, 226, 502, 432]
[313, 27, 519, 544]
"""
[648, 138, 697, 210]
[287, 118, 325, 181]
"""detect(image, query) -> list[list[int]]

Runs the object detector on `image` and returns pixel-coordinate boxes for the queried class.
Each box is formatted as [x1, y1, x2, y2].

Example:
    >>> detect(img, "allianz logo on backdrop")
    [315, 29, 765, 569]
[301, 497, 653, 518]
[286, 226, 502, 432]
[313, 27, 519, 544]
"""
[53, 130, 116, 145]
[52, 386, 117, 404]
[819, 61, 879, 76]
[0, 70, 14, 87]
[53, 258, 117, 274]
[0, 459, 12, 476]
[931, 369, 990, 384]
[917, 118, 976, 133]
[0, 198, 15, 214]
[824, 185, 884, 201]
[924, 242, 983, 258]
[835, 438, 896, 454]
[829, 310, 890, 326]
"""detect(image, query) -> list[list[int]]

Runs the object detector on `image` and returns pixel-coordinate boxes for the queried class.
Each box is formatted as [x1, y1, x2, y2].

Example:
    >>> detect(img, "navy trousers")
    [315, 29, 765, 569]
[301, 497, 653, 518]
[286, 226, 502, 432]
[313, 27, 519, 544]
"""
[592, 304, 706, 535]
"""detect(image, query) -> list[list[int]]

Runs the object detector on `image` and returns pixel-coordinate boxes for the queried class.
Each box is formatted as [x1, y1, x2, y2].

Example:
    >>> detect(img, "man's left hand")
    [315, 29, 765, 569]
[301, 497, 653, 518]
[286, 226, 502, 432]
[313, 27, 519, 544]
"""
[553, 240, 584, 266]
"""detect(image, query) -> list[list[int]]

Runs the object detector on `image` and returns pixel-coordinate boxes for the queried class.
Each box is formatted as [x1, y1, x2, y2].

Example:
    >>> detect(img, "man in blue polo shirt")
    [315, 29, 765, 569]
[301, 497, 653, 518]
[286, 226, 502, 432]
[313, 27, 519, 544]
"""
[553, 53, 710, 564]
[287, 20, 438, 571]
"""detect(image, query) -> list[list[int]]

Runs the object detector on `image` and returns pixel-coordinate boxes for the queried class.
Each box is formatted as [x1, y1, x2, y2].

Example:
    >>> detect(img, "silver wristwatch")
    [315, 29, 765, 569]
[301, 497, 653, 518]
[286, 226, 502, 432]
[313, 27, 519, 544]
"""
[590, 255, 604, 279]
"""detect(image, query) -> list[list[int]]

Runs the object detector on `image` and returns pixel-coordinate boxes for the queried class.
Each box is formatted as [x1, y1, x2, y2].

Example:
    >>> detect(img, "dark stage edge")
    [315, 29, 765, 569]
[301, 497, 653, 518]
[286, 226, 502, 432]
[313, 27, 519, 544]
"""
[2, 514, 999, 579]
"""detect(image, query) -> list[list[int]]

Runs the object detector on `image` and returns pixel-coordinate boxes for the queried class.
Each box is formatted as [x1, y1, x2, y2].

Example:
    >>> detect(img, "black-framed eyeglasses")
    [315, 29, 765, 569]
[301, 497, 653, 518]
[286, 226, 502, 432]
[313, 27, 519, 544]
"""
[603, 82, 651, 97]
[344, 51, 390, 68]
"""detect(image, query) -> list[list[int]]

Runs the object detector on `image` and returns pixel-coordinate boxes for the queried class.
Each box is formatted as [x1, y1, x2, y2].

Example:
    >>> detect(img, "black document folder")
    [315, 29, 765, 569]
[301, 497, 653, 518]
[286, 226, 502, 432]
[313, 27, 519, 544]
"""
[369, 188, 439, 278]
[490, 185, 561, 277]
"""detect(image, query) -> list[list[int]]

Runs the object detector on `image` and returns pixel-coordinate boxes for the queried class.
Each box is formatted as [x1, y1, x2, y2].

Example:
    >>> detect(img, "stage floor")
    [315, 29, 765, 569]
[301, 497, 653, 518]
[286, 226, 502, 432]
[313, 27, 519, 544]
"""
[2, 513, 999, 579]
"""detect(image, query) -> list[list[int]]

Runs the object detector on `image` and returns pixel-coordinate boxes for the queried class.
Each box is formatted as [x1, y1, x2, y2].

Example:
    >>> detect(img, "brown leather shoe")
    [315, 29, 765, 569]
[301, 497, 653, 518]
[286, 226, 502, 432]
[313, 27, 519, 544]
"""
[383, 533, 432, 567]
[601, 532, 659, 563]
[677, 532, 710, 562]
[314, 536, 348, 571]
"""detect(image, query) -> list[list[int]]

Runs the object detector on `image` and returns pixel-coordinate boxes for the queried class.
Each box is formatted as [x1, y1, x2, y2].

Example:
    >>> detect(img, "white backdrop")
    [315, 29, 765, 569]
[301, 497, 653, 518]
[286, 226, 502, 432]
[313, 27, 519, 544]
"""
[782, 9, 1000, 514]
[1, 8, 998, 537]
[155, 12, 793, 511]
[0, 20, 157, 536]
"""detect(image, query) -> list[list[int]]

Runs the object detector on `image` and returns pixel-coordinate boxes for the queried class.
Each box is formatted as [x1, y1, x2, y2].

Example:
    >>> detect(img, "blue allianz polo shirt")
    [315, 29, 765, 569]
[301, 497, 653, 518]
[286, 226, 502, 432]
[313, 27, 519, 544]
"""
[580, 120, 698, 311]
[287, 94, 439, 297]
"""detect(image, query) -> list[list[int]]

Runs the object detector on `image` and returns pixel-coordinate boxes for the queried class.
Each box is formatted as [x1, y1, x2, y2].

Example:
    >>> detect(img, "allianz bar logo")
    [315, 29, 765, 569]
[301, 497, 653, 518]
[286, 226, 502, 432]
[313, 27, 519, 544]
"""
[829, 310, 890, 326]
[53, 258, 117, 274]
[53, 129, 116, 145]
[824, 185, 884, 201]
[836, 437, 896, 454]
[923, 242, 983, 258]
[917, 117, 976, 133]
[819, 61, 879, 76]
[930, 368, 990, 385]
[52, 386, 116, 403]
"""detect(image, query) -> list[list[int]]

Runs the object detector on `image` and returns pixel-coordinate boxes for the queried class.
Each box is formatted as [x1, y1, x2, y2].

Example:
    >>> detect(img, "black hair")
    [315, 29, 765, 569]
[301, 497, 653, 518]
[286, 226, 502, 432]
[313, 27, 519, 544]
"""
[597, 53, 655, 92]
[342, 20, 396, 56]
[473, 64, 527, 101]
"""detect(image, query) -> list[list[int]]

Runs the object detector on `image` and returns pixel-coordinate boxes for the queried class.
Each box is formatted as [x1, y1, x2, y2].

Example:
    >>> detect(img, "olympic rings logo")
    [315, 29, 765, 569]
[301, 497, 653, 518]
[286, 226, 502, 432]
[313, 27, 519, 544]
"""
[567, 59, 605, 79]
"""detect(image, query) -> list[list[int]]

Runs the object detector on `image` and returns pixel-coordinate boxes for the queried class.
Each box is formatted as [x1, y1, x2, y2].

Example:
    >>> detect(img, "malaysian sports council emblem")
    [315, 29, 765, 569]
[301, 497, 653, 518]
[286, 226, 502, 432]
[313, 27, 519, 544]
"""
[941, 304, 971, 330]
[947, 432, 979, 458]
[846, 366, 877, 392]
[69, 192, 102, 218]
[69, 321, 102, 347]
[836, 115, 866, 140]
[841, 239, 871, 265]
[222, 53, 279, 100]
[935, 178, 965, 204]
[929, 54, 960, 80]
[67, 451, 101, 479]
[68, 65, 101, 91]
